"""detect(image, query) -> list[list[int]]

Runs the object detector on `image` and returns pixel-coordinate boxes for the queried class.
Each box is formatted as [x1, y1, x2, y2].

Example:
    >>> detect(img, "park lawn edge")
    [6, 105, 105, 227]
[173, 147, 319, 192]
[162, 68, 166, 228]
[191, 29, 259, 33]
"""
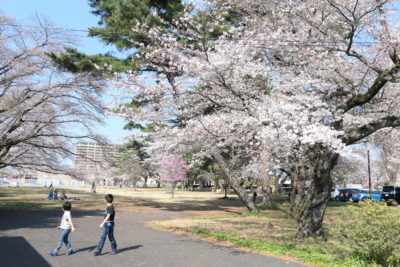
[148, 221, 311, 267]
[149, 220, 365, 267]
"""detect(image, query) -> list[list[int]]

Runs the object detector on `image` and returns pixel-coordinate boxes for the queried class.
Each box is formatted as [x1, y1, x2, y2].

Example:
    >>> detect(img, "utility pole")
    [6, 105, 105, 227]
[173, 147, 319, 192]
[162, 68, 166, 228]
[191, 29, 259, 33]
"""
[367, 149, 371, 196]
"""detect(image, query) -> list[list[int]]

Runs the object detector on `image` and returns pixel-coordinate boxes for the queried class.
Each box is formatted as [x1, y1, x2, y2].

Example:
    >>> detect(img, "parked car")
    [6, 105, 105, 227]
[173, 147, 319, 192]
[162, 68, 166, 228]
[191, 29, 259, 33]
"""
[331, 188, 342, 201]
[352, 190, 381, 203]
[381, 185, 400, 203]
[338, 188, 361, 201]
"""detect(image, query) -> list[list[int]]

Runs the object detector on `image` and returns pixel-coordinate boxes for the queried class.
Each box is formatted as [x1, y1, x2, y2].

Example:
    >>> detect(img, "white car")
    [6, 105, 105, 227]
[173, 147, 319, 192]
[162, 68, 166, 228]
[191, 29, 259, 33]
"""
[331, 188, 342, 201]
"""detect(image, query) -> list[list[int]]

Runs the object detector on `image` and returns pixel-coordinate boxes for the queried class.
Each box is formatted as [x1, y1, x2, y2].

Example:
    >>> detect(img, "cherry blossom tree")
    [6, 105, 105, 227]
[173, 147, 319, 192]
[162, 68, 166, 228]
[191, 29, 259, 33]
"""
[112, 0, 400, 237]
[158, 155, 191, 198]
[0, 14, 106, 173]
[112, 5, 268, 212]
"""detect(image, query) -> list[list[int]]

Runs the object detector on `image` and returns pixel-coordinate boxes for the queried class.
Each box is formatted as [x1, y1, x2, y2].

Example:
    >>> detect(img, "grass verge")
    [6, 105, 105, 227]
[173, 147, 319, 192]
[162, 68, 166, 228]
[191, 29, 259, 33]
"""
[190, 227, 364, 266]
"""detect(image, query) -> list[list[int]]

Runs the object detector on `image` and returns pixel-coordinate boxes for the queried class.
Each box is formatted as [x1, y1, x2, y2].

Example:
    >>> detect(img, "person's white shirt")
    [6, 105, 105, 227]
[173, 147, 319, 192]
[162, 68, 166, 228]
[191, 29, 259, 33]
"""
[60, 211, 71, 229]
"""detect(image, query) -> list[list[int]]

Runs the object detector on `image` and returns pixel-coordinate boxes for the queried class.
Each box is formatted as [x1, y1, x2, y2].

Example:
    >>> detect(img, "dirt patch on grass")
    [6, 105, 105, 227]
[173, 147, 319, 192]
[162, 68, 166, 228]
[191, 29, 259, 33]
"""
[152, 209, 297, 241]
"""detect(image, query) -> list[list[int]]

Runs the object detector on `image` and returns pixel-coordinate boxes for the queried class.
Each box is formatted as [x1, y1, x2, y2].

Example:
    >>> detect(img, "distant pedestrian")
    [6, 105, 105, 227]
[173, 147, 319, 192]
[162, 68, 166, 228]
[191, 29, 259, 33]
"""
[92, 194, 117, 256]
[91, 181, 96, 193]
[48, 202, 75, 256]
[252, 187, 257, 202]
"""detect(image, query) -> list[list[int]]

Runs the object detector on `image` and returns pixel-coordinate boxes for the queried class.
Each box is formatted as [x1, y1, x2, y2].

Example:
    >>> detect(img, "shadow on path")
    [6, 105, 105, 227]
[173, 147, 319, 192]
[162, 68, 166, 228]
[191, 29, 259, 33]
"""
[0, 236, 51, 267]
[74, 245, 97, 253]
[75, 245, 143, 254]
[118, 244, 143, 253]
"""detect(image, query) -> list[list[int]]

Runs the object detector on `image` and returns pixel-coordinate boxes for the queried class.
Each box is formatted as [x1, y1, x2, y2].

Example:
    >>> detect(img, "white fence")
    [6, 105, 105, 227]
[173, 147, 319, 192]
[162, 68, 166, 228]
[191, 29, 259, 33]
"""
[0, 178, 84, 187]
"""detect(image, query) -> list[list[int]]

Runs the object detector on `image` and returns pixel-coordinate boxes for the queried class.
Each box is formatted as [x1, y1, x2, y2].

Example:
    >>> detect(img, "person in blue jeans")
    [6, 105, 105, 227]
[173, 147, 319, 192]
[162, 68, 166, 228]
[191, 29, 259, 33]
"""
[48, 202, 75, 256]
[92, 194, 117, 256]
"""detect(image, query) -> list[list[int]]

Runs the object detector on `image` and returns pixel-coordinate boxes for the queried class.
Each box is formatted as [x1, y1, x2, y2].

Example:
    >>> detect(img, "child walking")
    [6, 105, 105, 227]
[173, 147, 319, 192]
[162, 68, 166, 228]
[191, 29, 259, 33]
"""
[48, 202, 75, 256]
[92, 194, 117, 256]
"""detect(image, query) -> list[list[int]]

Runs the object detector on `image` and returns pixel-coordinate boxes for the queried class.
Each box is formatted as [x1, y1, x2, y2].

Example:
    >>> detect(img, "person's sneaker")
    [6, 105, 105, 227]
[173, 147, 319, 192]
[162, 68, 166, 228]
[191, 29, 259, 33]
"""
[92, 250, 101, 256]
[108, 250, 117, 255]
[48, 250, 57, 256]
[66, 249, 74, 255]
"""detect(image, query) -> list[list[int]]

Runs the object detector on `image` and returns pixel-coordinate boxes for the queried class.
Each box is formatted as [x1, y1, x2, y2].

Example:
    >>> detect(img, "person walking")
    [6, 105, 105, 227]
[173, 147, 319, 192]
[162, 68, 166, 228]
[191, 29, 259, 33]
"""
[48, 202, 75, 256]
[92, 194, 117, 256]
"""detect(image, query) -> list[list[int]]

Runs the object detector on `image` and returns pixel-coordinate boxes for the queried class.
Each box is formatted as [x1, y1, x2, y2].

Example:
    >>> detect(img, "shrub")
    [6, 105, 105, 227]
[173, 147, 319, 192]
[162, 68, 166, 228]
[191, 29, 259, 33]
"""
[338, 200, 400, 265]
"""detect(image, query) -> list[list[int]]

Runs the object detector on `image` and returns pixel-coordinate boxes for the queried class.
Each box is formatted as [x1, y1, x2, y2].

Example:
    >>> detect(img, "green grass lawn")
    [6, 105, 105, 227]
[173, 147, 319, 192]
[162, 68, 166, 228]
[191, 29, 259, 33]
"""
[0, 186, 139, 210]
[0, 186, 240, 211]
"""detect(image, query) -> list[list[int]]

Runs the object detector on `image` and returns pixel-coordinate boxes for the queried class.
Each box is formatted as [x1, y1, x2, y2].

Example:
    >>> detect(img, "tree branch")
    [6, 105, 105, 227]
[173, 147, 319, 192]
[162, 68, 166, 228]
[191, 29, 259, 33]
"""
[343, 116, 400, 144]
[338, 62, 400, 113]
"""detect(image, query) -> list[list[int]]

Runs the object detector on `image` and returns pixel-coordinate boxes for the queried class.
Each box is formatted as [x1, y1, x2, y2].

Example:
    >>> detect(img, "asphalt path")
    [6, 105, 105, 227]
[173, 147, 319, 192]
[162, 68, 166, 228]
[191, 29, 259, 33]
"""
[0, 209, 306, 267]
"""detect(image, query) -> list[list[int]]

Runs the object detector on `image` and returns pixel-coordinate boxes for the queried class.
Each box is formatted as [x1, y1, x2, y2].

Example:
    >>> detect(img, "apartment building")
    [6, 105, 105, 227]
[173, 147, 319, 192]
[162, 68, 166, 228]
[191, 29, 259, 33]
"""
[75, 142, 122, 184]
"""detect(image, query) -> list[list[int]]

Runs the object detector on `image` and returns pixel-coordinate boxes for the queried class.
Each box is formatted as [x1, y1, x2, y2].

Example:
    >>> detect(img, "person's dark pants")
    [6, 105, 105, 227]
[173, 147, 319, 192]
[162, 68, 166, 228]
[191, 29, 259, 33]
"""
[96, 222, 117, 252]
[55, 229, 72, 252]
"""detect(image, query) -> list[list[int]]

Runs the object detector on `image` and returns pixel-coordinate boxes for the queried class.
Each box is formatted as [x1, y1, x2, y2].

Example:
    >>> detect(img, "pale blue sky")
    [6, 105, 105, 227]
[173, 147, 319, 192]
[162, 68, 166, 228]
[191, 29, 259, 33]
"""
[1, 0, 130, 144]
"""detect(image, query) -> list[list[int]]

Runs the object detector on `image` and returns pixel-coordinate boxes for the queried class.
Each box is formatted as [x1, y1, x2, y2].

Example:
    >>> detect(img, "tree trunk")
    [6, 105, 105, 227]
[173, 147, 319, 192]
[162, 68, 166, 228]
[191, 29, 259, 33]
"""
[143, 176, 148, 188]
[188, 178, 195, 191]
[258, 176, 273, 205]
[214, 154, 260, 213]
[290, 147, 338, 237]
[213, 178, 220, 192]
[260, 185, 273, 205]
[259, 144, 273, 205]
[274, 176, 282, 194]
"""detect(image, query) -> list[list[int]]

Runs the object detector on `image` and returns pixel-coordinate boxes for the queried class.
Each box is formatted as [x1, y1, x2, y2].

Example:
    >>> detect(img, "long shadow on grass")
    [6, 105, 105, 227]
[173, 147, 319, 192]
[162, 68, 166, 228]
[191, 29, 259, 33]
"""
[129, 197, 245, 214]
[124, 193, 297, 215]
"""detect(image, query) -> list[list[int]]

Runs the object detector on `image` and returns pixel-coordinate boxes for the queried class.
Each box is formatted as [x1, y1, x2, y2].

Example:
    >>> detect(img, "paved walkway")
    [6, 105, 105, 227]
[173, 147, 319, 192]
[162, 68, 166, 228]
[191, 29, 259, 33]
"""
[0, 209, 306, 267]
